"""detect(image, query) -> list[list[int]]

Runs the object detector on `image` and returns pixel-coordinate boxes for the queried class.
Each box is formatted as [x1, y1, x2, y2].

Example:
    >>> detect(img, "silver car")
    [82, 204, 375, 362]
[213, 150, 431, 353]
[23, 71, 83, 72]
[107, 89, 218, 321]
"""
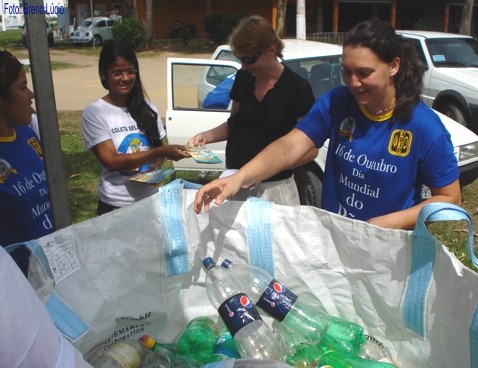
[70, 17, 117, 46]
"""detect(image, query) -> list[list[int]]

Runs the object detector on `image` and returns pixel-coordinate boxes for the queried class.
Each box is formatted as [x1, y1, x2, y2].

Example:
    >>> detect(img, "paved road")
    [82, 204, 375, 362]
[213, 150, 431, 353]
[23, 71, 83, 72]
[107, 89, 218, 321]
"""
[26, 49, 210, 116]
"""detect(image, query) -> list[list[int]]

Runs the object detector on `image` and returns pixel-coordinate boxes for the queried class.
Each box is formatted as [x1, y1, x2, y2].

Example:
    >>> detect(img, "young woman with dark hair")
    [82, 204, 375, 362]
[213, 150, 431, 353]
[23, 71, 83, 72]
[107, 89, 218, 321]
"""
[0, 50, 55, 275]
[82, 41, 189, 215]
[194, 19, 461, 230]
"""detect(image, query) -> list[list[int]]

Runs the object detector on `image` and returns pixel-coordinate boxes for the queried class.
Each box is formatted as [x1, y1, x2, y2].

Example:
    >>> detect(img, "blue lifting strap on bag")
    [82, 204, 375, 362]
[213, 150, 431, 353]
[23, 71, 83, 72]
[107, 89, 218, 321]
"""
[402, 202, 478, 367]
[160, 179, 202, 276]
[246, 198, 275, 278]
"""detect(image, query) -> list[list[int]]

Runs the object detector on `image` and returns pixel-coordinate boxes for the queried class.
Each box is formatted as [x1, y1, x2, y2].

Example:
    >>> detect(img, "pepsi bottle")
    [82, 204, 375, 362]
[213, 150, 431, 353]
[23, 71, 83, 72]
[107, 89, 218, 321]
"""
[221, 258, 366, 354]
[202, 257, 286, 361]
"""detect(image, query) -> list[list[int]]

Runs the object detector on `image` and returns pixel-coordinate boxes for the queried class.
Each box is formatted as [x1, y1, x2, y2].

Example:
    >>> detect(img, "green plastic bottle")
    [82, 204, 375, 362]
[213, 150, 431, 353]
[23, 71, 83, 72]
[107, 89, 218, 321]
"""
[318, 350, 399, 368]
[176, 316, 221, 364]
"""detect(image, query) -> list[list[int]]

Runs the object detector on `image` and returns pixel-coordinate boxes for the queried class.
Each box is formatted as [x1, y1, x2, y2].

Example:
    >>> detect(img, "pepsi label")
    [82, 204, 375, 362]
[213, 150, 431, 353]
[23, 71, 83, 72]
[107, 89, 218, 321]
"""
[218, 293, 262, 336]
[256, 279, 298, 321]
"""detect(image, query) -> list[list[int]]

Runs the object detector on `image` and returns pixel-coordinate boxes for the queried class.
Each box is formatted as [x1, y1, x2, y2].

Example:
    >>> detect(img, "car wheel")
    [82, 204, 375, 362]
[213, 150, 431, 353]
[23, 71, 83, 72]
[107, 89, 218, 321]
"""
[441, 103, 467, 126]
[296, 167, 322, 208]
[93, 35, 102, 47]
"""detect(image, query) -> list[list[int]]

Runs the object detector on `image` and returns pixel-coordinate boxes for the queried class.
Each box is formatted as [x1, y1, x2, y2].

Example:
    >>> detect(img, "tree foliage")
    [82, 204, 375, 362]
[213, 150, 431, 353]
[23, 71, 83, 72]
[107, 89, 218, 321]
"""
[112, 17, 146, 50]
[203, 12, 245, 45]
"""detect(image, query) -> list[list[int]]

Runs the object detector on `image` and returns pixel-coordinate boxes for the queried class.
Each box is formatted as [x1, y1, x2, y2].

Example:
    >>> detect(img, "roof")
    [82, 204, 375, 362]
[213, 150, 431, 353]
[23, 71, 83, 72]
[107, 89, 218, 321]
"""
[281, 39, 342, 60]
[396, 30, 473, 39]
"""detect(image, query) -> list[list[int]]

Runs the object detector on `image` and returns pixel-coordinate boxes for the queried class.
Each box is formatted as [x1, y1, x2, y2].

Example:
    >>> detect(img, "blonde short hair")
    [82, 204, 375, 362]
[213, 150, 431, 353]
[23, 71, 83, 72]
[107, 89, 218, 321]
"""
[229, 15, 284, 58]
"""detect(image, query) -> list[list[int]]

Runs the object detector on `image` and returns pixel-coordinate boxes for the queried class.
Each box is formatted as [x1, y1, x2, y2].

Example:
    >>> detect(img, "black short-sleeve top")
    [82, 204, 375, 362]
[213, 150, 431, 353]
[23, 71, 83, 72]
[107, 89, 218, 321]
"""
[226, 65, 315, 182]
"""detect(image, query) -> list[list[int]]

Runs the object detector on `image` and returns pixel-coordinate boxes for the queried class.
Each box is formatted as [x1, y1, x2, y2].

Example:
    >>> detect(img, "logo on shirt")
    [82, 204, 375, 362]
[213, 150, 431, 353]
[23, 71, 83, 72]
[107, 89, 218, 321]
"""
[388, 130, 412, 156]
[339, 117, 356, 141]
[0, 158, 17, 183]
[28, 137, 44, 160]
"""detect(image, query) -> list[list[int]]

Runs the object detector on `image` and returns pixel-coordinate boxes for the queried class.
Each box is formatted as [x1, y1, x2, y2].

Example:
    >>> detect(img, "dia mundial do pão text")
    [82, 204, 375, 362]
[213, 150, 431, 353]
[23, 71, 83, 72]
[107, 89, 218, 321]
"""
[4, 2, 65, 15]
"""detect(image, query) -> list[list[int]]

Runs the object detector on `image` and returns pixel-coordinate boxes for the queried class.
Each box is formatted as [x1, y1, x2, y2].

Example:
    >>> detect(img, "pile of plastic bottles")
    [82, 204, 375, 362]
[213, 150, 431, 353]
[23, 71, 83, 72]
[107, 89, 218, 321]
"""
[90, 257, 400, 368]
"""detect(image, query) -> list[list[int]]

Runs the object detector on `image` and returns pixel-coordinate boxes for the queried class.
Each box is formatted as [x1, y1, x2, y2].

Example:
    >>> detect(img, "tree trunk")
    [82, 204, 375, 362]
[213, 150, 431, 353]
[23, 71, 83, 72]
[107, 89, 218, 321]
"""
[145, 0, 153, 49]
[276, 0, 288, 37]
[459, 0, 474, 35]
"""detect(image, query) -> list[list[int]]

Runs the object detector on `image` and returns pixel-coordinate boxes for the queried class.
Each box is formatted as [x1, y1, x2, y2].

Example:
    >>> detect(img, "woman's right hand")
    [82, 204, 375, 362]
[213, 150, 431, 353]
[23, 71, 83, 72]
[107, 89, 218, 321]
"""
[188, 133, 208, 146]
[194, 174, 243, 214]
[161, 145, 191, 161]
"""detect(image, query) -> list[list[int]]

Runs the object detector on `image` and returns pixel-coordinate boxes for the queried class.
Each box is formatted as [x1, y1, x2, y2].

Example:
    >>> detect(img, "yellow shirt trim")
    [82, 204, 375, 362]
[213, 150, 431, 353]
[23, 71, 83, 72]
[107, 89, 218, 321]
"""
[0, 130, 17, 142]
[359, 104, 394, 122]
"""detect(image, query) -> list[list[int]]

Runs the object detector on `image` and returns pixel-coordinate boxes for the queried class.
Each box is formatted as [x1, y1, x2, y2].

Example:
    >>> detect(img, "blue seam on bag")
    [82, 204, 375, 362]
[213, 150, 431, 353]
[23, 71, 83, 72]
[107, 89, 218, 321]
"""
[45, 291, 89, 342]
[470, 305, 478, 368]
[246, 198, 274, 277]
[159, 179, 201, 276]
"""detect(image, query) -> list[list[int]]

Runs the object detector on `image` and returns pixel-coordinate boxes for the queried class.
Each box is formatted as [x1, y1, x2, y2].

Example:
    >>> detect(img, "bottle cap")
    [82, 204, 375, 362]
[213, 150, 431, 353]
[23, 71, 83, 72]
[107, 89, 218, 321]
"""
[202, 257, 215, 270]
[221, 258, 232, 269]
[138, 335, 155, 350]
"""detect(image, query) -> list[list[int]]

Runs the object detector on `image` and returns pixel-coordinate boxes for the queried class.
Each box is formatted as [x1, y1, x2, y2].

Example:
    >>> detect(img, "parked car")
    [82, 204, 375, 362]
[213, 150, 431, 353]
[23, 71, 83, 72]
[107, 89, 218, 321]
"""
[166, 39, 478, 208]
[397, 30, 478, 132]
[21, 20, 54, 48]
[70, 17, 117, 46]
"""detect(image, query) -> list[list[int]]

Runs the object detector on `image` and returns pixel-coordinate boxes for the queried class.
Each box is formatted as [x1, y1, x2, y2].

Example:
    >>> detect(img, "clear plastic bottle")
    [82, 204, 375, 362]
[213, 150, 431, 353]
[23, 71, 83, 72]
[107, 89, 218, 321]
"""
[359, 336, 396, 364]
[221, 258, 365, 354]
[91, 339, 145, 368]
[202, 257, 286, 361]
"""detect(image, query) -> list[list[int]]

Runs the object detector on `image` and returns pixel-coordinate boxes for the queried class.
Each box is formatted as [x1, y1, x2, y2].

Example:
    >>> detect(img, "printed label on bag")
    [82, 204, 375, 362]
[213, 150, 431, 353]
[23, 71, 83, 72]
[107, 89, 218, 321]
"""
[256, 279, 298, 321]
[218, 293, 262, 336]
[38, 231, 80, 284]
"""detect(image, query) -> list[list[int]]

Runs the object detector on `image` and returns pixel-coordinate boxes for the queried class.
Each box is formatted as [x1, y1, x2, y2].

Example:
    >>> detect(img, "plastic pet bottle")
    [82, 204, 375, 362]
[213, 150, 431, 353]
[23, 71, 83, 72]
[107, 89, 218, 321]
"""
[91, 339, 145, 368]
[176, 316, 222, 364]
[202, 257, 286, 361]
[221, 258, 365, 353]
[318, 350, 399, 368]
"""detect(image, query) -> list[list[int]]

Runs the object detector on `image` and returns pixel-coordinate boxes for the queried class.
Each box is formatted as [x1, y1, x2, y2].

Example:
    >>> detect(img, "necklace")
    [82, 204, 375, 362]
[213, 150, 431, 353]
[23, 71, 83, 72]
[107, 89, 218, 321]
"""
[368, 97, 396, 116]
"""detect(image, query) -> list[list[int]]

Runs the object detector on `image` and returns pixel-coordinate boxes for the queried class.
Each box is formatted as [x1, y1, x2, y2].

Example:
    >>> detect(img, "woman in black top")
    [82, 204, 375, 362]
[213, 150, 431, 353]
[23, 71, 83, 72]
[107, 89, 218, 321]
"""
[188, 15, 317, 205]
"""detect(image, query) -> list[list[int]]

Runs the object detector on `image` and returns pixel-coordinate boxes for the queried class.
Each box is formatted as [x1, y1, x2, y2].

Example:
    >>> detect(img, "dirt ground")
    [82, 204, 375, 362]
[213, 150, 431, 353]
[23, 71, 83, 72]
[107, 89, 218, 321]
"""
[27, 49, 211, 115]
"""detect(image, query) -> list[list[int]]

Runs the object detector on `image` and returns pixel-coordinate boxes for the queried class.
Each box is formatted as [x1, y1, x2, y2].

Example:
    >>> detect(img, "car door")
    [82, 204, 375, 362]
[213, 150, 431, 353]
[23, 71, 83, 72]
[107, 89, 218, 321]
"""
[166, 58, 241, 171]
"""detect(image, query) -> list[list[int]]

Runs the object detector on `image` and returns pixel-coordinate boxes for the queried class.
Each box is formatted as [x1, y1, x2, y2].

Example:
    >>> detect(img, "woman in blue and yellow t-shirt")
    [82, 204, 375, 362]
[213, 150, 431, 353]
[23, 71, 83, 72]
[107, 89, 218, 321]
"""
[194, 19, 461, 230]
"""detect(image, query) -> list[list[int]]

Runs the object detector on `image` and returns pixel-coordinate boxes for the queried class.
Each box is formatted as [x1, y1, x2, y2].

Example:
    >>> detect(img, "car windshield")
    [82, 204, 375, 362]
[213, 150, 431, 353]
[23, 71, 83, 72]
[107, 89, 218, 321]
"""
[284, 56, 343, 98]
[80, 20, 93, 27]
[209, 50, 344, 99]
[426, 38, 478, 67]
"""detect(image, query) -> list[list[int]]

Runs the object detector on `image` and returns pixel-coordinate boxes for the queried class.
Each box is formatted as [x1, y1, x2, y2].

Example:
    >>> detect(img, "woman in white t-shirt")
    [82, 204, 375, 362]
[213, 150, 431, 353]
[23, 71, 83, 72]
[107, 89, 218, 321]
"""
[82, 41, 190, 215]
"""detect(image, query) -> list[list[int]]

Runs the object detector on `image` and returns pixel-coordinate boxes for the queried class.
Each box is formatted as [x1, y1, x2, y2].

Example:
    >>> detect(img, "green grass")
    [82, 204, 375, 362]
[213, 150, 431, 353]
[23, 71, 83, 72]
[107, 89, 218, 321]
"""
[0, 28, 23, 48]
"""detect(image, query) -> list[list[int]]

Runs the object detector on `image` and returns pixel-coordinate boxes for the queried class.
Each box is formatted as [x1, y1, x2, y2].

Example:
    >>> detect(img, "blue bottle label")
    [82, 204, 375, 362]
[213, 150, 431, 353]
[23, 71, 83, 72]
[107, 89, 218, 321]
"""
[256, 279, 298, 321]
[218, 293, 262, 336]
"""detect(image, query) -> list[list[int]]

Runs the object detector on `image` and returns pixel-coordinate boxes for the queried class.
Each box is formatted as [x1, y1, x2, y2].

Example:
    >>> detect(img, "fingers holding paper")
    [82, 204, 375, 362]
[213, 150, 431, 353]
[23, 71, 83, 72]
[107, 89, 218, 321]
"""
[194, 175, 243, 213]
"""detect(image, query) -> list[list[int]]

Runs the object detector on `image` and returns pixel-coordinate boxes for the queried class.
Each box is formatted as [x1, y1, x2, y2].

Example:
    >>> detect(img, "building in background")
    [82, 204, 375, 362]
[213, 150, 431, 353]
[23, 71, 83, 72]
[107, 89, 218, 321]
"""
[64, 0, 478, 39]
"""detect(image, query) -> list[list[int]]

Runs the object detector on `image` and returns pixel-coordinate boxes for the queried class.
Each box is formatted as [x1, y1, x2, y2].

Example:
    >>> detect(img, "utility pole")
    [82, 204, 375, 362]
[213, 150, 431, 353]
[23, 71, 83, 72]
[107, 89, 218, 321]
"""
[25, 0, 72, 229]
[297, 0, 306, 39]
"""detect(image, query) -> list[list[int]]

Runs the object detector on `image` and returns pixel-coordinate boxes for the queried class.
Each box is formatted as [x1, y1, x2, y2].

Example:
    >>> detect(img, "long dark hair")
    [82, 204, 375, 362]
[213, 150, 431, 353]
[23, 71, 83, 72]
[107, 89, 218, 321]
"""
[98, 41, 161, 147]
[0, 50, 23, 100]
[343, 19, 425, 122]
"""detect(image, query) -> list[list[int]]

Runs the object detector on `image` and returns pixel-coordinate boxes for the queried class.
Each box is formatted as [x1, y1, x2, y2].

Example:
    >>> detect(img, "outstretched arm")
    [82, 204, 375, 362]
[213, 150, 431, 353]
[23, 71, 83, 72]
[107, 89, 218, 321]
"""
[194, 128, 316, 213]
